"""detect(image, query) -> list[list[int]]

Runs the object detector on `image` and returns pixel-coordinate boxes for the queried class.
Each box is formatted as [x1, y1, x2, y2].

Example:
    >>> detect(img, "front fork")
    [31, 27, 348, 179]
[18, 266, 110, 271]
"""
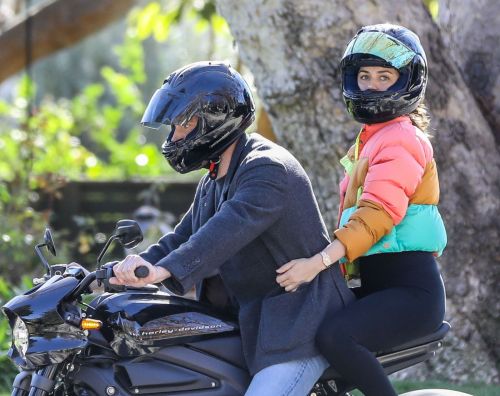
[11, 365, 59, 396]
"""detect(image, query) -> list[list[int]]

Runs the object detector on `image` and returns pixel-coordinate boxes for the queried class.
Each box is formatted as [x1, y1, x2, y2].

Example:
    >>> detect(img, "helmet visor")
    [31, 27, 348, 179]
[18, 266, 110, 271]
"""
[343, 31, 416, 69]
[141, 88, 193, 129]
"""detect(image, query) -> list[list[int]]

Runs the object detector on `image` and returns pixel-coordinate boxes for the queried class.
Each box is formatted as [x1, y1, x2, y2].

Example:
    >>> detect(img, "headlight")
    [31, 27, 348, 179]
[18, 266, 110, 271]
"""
[13, 317, 29, 357]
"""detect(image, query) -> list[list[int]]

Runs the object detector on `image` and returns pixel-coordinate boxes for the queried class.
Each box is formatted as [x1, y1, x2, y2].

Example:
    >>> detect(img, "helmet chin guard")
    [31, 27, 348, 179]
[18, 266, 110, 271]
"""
[340, 24, 428, 124]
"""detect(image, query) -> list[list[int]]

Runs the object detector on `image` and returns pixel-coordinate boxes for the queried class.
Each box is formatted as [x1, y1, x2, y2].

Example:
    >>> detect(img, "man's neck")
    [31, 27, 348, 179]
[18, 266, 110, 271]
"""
[216, 139, 239, 179]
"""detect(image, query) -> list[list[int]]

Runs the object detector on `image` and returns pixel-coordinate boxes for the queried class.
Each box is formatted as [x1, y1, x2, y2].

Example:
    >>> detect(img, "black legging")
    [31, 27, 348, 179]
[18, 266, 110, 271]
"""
[317, 251, 446, 396]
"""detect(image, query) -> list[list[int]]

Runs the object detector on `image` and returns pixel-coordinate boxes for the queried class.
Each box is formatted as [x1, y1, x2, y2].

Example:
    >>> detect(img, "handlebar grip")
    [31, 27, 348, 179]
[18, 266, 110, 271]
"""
[134, 266, 150, 278]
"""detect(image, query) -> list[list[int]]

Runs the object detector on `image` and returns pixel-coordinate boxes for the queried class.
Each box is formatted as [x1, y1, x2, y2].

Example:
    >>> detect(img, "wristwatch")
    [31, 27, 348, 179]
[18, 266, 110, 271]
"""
[320, 250, 334, 268]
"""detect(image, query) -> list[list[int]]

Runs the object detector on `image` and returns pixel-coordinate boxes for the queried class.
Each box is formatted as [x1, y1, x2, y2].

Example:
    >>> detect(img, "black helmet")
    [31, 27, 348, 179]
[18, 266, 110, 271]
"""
[141, 61, 255, 173]
[340, 24, 427, 124]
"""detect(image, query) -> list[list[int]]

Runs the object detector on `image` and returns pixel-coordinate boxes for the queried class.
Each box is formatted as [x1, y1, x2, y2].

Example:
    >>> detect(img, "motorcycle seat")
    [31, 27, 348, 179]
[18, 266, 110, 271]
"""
[319, 321, 450, 381]
[375, 321, 450, 356]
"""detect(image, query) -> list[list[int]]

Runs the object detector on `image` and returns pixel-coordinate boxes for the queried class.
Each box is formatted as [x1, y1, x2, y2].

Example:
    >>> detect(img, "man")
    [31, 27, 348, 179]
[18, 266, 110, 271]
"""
[110, 61, 354, 395]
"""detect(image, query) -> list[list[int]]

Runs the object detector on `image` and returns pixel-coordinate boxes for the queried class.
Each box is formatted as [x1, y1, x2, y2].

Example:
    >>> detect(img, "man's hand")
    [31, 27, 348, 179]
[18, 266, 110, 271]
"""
[109, 254, 171, 287]
[276, 255, 324, 292]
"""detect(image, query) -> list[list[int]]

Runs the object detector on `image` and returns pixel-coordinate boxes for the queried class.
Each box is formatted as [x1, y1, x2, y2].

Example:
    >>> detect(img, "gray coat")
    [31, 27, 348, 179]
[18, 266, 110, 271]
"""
[140, 133, 354, 374]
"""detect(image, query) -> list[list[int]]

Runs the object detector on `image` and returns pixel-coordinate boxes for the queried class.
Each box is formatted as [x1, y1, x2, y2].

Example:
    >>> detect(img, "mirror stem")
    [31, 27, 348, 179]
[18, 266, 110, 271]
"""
[35, 243, 51, 275]
[96, 234, 118, 270]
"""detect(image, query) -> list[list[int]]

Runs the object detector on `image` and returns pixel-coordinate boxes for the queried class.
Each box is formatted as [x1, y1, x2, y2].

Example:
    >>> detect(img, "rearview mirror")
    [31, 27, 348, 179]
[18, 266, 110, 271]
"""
[44, 228, 57, 256]
[114, 220, 143, 249]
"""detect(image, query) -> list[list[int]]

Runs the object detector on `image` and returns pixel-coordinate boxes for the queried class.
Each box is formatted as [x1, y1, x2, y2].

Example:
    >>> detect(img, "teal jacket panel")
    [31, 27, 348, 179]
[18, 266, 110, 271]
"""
[339, 204, 447, 257]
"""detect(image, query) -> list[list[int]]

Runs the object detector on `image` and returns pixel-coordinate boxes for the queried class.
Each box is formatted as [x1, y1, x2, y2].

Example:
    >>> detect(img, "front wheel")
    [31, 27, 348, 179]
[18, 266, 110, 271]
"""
[400, 390, 473, 396]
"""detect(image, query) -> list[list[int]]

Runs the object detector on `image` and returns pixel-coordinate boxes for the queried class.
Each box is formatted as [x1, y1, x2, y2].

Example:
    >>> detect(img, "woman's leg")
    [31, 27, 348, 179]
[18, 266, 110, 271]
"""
[317, 285, 444, 396]
[245, 355, 329, 396]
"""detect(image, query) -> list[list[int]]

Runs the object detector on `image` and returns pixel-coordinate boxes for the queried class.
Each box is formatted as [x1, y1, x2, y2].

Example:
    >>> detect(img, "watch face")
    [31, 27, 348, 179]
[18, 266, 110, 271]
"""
[320, 251, 333, 267]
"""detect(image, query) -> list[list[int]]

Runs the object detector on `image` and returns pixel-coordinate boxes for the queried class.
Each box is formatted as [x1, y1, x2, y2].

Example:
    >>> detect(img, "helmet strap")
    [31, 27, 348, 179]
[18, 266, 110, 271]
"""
[166, 125, 176, 143]
[208, 157, 221, 180]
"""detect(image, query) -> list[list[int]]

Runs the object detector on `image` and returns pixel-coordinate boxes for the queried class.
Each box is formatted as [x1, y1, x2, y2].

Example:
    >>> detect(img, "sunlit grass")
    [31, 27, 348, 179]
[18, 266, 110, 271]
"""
[348, 380, 500, 396]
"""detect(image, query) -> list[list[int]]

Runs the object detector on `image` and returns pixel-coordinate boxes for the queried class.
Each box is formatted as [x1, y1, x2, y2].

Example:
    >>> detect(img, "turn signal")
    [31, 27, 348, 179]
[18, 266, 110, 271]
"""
[80, 318, 102, 330]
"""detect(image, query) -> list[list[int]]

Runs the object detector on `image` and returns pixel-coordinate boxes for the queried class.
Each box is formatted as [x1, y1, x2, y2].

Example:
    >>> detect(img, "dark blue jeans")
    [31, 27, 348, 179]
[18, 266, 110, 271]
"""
[317, 251, 446, 396]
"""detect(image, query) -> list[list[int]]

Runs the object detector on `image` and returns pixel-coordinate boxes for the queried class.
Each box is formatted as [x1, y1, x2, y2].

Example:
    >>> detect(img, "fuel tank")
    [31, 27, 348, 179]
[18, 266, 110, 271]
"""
[89, 288, 239, 357]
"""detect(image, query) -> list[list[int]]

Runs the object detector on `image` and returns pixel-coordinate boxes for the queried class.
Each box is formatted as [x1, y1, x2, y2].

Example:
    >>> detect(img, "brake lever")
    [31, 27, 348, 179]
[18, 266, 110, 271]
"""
[95, 261, 126, 293]
[63, 266, 87, 280]
[95, 262, 151, 293]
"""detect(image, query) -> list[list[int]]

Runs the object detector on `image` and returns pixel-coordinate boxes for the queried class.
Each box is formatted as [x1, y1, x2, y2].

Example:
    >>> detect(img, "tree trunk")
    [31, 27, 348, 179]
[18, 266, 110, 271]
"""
[438, 0, 500, 142]
[216, 0, 500, 383]
[0, 0, 137, 83]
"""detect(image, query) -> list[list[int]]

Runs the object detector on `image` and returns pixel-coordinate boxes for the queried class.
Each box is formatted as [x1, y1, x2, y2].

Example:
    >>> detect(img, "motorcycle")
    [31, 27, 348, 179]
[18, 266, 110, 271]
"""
[3, 220, 456, 396]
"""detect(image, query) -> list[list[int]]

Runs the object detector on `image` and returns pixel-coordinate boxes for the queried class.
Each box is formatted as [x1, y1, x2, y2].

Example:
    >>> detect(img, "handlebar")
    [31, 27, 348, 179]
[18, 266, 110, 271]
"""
[67, 264, 150, 300]
[134, 266, 150, 278]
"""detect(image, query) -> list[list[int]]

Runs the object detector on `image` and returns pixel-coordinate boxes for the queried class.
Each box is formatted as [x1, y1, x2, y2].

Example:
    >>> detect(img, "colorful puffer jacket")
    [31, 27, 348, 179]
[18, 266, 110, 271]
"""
[334, 115, 447, 264]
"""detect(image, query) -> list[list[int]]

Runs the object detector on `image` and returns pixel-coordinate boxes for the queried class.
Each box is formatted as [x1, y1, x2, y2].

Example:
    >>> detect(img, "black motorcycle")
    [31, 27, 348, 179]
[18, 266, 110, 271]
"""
[3, 220, 452, 396]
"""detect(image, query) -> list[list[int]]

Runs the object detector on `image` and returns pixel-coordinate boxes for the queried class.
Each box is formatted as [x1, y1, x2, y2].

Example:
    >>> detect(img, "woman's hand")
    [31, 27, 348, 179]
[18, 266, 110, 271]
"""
[276, 255, 324, 292]
[276, 240, 346, 292]
[109, 254, 171, 287]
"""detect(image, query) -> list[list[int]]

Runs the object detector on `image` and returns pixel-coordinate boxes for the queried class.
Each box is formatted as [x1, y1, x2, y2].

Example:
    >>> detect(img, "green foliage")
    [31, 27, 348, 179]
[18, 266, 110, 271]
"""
[393, 380, 500, 395]
[115, 32, 146, 84]
[0, 0, 235, 282]
[0, 276, 32, 390]
[129, 0, 231, 44]
[0, 76, 61, 278]
[0, 21, 171, 279]
[348, 380, 500, 396]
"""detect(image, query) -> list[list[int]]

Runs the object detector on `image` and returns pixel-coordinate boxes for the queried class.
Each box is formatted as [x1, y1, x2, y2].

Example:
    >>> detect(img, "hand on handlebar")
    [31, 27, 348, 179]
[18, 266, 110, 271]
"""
[109, 255, 171, 287]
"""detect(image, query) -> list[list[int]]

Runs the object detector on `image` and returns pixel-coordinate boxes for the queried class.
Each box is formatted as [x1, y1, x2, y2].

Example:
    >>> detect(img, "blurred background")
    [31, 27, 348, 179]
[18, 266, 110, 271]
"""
[0, 0, 498, 393]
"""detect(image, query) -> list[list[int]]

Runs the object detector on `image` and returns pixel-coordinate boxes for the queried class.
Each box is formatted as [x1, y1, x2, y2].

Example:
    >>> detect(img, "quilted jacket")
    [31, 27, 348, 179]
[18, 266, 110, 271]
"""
[334, 116, 447, 264]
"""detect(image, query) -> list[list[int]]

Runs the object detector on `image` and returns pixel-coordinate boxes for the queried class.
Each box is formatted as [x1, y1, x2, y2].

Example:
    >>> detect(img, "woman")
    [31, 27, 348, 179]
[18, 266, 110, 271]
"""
[276, 24, 447, 395]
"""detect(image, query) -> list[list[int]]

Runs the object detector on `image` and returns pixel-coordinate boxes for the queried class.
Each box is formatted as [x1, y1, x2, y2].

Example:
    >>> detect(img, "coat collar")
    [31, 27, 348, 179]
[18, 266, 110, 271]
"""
[357, 116, 411, 156]
[213, 132, 249, 209]
[224, 132, 249, 182]
[361, 116, 411, 142]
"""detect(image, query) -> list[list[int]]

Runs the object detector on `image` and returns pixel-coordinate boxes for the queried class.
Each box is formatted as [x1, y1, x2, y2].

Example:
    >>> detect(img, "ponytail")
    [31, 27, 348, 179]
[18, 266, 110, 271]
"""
[408, 102, 430, 134]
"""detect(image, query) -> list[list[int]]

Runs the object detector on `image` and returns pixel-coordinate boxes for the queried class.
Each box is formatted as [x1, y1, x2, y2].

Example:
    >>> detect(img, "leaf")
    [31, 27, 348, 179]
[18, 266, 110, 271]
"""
[17, 74, 37, 101]
[101, 67, 142, 112]
[423, 0, 439, 19]
[136, 2, 161, 39]
[211, 14, 230, 35]
[153, 14, 172, 42]
[115, 35, 146, 83]
[0, 277, 11, 300]
[0, 184, 10, 204]
[0, 100, 9, 115]
[194, 18, 209, 33]
[82, 84, 105, 101]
